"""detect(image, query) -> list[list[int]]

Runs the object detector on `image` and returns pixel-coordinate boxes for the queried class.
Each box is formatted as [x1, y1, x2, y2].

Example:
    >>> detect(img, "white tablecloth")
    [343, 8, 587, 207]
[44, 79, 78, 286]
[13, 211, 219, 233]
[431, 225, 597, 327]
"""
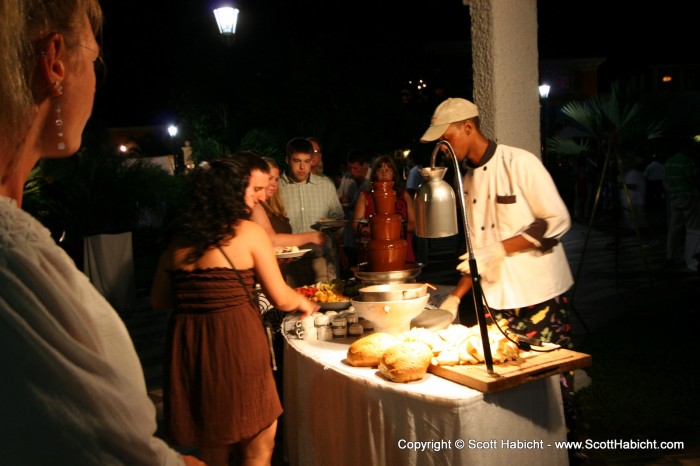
[83, 232, 135, 312]
[283, 334, 568, 466]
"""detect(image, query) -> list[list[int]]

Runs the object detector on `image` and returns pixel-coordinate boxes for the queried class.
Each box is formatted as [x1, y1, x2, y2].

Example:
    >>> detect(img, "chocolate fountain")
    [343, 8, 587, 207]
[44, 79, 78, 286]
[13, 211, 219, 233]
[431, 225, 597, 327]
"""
[351, 181, 433, 334]
[366, 180, 406, 272]
[353, 180, 422, 285]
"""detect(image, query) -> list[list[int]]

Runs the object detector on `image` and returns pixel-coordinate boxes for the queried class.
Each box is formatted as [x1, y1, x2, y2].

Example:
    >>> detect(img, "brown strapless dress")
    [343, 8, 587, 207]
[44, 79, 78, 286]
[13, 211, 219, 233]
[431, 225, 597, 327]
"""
[164, 267, 282, 447]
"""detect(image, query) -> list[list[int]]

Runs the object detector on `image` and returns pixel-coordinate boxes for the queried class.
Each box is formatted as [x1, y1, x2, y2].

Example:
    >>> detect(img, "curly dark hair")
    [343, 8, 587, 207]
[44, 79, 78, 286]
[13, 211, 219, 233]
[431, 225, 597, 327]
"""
[174, 152, 269, 262]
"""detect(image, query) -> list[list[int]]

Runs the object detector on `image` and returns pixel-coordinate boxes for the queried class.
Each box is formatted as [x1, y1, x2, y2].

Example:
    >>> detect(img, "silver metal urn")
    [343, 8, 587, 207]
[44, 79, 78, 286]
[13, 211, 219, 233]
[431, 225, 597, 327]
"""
[414, 166, 458, 239]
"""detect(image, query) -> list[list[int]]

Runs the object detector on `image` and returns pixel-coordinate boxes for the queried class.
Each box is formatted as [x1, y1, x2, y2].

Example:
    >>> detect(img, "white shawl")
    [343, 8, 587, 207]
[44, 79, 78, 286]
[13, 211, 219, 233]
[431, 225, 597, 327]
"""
[0, 196, 184, 465]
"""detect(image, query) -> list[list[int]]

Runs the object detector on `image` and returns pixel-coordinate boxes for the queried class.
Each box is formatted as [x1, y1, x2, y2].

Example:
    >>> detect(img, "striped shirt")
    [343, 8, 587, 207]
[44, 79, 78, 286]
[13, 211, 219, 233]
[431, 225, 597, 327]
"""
[278, 172, 344, 233]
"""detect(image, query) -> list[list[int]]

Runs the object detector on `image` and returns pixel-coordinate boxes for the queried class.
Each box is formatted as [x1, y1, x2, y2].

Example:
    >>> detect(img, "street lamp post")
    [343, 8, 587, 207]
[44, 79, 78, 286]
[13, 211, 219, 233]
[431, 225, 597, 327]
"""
[213, 5, 239, 46]
[168, 124, 182, 175]
[538, 84, 551, 166]
[212, 4, 240, 150]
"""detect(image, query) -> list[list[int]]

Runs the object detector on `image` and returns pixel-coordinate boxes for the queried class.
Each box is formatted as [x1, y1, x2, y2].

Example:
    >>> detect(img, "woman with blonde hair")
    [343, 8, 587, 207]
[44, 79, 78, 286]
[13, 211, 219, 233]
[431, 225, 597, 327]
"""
[0, 1, 201, 464]
[251, 156, 326, 248]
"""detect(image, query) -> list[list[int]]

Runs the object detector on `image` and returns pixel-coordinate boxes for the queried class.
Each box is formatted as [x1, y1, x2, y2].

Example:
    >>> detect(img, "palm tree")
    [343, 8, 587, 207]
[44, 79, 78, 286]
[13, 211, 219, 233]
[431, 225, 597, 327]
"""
[547, 81, 667, 312]
[23, 147, 183, 268]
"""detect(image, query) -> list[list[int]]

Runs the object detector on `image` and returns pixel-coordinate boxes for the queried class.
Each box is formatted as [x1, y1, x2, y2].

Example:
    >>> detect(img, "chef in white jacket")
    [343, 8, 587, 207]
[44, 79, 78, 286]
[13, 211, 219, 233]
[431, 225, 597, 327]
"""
[420, 98, 580, 460]
[420, 98, 573, 338]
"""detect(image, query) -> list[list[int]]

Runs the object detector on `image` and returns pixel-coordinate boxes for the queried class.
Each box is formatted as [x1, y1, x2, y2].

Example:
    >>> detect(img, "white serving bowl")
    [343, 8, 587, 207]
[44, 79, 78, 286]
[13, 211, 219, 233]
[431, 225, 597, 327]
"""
[351, 294, 430, 335]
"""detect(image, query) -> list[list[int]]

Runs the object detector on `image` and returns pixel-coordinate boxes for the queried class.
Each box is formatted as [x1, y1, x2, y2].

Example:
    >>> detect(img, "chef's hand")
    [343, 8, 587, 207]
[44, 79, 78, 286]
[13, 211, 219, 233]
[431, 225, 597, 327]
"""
[456, 242, 506, 283]
[439, 294, 461, 319]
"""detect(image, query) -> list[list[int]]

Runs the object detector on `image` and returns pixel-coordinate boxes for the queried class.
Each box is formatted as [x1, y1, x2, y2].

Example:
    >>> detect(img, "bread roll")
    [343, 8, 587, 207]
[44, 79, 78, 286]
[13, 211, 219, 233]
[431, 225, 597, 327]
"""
[347, 332, 400, 367]
[378, 342, 432, 383]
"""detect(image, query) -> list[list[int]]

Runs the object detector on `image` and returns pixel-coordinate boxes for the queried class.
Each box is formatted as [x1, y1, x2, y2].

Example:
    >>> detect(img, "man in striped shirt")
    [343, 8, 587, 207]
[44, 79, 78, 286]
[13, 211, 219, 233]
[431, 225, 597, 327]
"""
[279, 137, 345, 286]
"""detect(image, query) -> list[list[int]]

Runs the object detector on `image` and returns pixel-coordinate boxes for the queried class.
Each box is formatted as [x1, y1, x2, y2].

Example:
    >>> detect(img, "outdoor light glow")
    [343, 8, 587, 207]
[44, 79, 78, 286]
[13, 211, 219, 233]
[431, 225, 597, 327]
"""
[539, 84, 551, 99]
[119, 144, 128, 153]
[413, 79, 427, 90]
[213, 7, 239, 35]
[403, 150, 410, 158]
[662, 75, 673, 83]
[168, 125, 178, 137]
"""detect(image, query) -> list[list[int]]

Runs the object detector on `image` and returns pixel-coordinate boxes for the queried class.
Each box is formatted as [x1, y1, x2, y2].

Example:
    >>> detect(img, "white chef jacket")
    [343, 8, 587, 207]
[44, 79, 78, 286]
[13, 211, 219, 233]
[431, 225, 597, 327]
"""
[462, 142, 573, 310]
[0, 196, 185, 465]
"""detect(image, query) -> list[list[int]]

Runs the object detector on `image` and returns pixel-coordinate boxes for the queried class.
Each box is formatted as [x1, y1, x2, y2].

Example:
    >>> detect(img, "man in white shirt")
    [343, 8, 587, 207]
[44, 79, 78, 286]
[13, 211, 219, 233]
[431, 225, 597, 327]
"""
[619, 162, 651, 239]
[336, 150, 373, 270]
[643, 154, 665, 211]
[336, 150, 372, 205]
[421, 98, 573, 324]
[419, 98, 580, 458]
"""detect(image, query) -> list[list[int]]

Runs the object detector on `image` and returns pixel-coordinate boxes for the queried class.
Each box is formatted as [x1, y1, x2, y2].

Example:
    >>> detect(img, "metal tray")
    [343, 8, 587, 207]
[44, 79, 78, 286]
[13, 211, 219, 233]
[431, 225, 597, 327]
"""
[352, 263, 423, 284]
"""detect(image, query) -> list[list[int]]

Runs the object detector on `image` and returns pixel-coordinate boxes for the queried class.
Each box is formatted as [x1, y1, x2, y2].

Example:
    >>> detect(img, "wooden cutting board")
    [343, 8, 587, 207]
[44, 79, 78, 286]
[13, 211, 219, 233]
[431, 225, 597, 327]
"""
[429, 348, 592, 393]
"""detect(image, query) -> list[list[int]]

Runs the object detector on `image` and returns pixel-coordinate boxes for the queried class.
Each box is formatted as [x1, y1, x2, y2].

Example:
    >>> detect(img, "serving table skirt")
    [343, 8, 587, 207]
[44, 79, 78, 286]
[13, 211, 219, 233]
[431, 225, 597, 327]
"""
[283, 333, 568, 466]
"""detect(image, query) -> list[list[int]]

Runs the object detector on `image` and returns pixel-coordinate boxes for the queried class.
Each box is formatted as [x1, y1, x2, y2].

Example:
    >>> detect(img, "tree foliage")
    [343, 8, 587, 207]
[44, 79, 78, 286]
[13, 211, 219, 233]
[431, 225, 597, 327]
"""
[23, 148, 182, 242]
[548, 82, 667, 167]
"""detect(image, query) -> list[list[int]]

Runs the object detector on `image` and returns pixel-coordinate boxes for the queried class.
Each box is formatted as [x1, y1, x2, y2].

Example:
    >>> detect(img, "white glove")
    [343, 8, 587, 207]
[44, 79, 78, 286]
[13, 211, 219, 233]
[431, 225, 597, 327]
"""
[456, 242, 506, 283]
[439, 294, 461, 319]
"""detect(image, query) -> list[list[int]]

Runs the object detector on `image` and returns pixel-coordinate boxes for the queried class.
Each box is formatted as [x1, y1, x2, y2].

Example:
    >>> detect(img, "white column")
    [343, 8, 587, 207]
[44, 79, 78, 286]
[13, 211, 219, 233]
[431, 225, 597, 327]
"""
[467, 0, 542, 158]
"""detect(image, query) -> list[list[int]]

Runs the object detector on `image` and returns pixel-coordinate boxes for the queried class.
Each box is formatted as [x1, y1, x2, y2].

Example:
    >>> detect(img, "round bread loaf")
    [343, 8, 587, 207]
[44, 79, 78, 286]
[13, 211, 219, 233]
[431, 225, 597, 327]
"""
[347, 332, 400, 367]
[378, 341, 433, 383]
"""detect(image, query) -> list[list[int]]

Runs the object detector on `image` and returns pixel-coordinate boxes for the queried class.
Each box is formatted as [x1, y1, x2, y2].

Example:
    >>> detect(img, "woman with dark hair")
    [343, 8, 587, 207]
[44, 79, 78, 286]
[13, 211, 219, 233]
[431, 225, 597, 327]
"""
[151, 153, 319, 466]
[353, 155, 417, 262]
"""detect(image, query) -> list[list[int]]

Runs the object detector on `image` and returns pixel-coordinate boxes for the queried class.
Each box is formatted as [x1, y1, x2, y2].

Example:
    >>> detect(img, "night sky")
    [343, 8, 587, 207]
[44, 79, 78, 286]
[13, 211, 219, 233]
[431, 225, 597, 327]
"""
[92, 0, 471, 127]
[91, 0, 697, 130]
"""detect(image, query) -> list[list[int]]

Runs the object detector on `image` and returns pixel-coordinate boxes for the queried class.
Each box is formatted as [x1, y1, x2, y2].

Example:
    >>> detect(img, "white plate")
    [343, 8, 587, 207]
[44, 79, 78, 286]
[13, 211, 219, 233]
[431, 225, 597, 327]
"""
[313, 220, 348, 231]
[276, 248, 312, 259]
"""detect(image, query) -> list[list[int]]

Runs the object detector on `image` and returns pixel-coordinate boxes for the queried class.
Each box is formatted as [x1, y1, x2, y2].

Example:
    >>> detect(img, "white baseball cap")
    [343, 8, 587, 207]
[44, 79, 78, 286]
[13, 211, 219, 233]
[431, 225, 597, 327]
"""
[420, 98, 479, 142]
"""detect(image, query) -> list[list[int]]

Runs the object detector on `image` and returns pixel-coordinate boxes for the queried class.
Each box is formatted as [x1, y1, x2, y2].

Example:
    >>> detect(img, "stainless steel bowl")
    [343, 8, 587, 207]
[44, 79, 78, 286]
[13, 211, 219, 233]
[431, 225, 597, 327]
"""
[351, 294, 430, 335]
[351, 263, 423, 285]
[358, 283, 429, 302]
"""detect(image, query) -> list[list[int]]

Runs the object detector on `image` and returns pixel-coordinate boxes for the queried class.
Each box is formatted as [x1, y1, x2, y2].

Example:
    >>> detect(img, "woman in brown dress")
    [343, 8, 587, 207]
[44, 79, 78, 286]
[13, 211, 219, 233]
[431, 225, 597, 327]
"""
[151, 153, 319, 466]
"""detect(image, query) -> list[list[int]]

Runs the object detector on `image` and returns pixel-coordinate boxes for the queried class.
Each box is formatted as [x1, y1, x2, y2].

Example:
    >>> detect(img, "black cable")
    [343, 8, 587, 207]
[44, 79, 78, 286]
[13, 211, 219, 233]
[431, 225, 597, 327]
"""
[479, 290, 564, 353]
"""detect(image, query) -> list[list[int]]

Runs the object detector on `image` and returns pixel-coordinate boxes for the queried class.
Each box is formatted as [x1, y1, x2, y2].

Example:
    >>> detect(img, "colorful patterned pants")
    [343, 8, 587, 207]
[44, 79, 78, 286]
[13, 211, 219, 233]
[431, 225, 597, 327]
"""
[491, 295, 572, 348]
[492, 295, 581, 448]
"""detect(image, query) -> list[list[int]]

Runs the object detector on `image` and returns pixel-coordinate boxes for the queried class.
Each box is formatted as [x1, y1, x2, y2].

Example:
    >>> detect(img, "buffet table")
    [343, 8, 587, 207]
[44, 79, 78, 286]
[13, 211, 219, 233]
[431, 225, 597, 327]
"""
[283, 332, 569, 466]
